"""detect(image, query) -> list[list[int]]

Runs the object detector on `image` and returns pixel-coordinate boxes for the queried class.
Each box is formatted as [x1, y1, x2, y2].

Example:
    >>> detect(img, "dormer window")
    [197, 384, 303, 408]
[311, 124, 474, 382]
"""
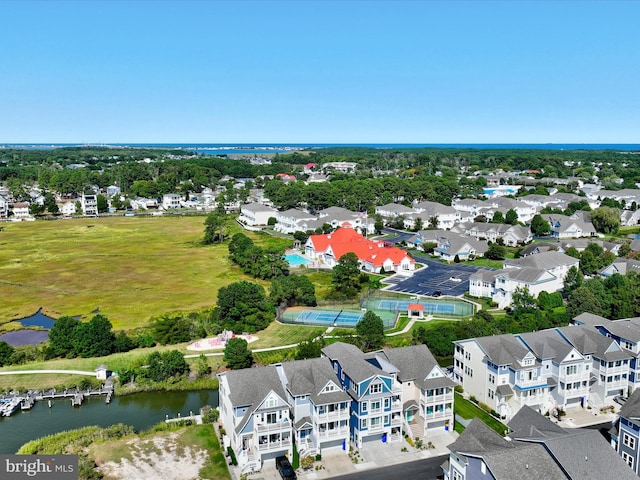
[523, 358, 534, 366]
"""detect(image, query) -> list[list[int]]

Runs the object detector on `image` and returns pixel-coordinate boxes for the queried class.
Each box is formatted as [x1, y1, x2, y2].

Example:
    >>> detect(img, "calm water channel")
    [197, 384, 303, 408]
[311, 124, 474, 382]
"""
[0, 389, 218, 454]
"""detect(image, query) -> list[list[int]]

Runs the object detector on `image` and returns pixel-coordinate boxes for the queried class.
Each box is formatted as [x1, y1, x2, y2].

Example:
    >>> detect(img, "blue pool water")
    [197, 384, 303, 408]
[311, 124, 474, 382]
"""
[285, 253, 311, 266]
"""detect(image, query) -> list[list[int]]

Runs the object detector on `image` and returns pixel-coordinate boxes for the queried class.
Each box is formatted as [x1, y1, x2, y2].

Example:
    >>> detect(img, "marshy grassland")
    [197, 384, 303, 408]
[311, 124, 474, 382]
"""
[0, 215, 289, 330]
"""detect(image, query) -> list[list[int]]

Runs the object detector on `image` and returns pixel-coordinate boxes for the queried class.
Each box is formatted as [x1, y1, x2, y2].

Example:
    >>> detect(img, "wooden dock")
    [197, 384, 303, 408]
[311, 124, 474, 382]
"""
[0, 385, 114, 415]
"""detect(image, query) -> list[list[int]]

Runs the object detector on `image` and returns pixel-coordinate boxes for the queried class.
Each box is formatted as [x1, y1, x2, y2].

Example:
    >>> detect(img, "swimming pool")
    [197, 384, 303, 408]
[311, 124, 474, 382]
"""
[285, 253, 311, 266]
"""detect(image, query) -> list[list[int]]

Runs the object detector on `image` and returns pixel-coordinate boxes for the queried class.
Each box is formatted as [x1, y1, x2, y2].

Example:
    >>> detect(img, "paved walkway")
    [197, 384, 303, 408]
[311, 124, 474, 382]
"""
[0, 369, 95, 376]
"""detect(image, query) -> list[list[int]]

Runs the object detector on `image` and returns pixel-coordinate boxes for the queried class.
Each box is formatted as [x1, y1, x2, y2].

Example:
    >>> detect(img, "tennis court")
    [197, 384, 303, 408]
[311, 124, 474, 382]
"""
[280, 308, 365, 327]
[366, 297, 473, 317]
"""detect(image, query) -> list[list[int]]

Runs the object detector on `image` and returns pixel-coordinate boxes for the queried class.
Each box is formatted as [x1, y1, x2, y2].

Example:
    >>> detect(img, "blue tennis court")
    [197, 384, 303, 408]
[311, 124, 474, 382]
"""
[279, 308, 367, 327]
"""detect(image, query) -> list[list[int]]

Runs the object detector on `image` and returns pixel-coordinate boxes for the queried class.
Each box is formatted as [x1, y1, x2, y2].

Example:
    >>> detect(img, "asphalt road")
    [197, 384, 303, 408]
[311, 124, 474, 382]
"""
[328, 455, 447, 480]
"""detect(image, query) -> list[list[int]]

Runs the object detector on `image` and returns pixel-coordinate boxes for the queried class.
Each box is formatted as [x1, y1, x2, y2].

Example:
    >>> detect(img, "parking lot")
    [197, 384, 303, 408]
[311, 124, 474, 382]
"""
[385, 257, 495, 297]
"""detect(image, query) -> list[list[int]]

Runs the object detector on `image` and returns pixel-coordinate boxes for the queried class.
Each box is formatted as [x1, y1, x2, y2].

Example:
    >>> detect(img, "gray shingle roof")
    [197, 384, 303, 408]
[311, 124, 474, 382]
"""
[517, 330, 576, 363]
[221, 366, 290, 434]
[619, 388, 640, 420]
[557, 325, 631, 362]
[280, 357, 350, 406]
[507, 406, 637, 480]
[473, 334, 531, 367]
[504, 251, 578, 270]
[604, 317, 640, 343]
[322, 342, 387, 385]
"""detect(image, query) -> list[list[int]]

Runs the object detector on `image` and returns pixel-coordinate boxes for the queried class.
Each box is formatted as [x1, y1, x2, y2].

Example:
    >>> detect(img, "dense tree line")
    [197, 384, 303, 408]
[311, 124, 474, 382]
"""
[228, 233, 290, 279]
[117, 350, 190, 384]
[413, 306, 569, 359]
[565, 272, 640, 320]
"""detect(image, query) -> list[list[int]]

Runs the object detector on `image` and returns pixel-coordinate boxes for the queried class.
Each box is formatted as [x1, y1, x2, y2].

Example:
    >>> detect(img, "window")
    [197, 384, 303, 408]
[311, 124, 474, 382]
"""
[566, 365, 578, 375]
[371, 400, 381, 412]
[266, 412, 277, 424]
[452, 469, 464, 480]
[624, 433, 636, 450]
[623, 452, 634, 469]
[361, 418, 367, 429]
[361, 402, 368, 412]
[370, 383, 382, 394]
[370, 417, 381, 427]
[384, 398, 390, 409]
[489, 374, 496, 384]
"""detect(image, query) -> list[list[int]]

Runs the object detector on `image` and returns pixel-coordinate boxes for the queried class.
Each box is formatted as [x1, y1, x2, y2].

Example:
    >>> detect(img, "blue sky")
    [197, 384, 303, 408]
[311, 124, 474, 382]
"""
[1, 0, 638, 143]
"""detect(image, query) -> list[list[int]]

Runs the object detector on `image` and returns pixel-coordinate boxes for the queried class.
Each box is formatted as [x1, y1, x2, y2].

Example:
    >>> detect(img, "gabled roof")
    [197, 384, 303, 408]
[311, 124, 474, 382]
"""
[517, 330, 578, 363]
[508, 406, 637, 480]
[619, 388, 640, 420]
[504, 251, 578, 270]
[280, 357, 350, 406]
[469, 334, 531, 367]
[369, 344, 453, 390]
[322, 342, 389, 385]
[557, 325, 630, 362]
[220, 366, 289, 434]
[603, 316, 640, 343]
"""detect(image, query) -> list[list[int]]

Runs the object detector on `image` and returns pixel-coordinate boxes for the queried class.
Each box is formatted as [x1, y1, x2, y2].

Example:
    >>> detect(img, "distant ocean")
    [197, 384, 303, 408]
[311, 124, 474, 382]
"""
[1, 143, 639, 156]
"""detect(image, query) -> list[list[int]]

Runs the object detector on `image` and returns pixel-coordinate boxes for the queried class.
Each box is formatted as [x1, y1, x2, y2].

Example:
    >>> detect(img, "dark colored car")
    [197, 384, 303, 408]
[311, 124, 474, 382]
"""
[432, 290, 442, 297]
[276, 455, 297, 480]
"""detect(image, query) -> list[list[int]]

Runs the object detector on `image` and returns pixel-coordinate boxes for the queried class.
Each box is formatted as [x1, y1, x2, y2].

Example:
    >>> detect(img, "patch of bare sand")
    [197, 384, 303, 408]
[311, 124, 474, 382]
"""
[98, 433, 208, 480]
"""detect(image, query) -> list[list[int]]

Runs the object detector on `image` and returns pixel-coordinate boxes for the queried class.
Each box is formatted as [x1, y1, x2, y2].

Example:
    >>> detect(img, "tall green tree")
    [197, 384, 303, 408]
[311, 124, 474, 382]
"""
[295, 338, 325, 360]
[530, 214, 550, 236]
[224, 337, 254, 369]
[74, 315, 116, 357]
[505, 208, 518, 225]
[47, 316, 81, 358]
[216, 281, 274, 332]
[590, 206, 620, 234]
[0, 341, 14, 366]
[203, 212, 227, 244]
[270, 275, 317, 307]
[563, 265, 583, 292]
[356, 311, 385, 352]
[330, 252, 362, 299]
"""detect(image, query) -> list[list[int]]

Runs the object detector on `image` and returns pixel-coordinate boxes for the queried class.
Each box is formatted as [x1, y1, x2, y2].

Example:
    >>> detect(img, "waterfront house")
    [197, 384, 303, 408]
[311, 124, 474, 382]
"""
[218, 366, 293, 475]
[11, 202, 31, 219]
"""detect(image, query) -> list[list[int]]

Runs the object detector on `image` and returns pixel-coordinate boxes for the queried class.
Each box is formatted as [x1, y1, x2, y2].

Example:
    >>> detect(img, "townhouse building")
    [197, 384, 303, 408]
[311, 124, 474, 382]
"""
[277, 358, 351, 459]
[218, 342, 453, 474]
[238, 202, 278, 227]
[546, 213, 597, 239]
[612, 389, 640, 476]
[469, 251, 578, 308]
[217, 366, 293, 475]
[454, 327, 593, 420]
[406, 201, 459, 229]
[321, 342, 403, 448]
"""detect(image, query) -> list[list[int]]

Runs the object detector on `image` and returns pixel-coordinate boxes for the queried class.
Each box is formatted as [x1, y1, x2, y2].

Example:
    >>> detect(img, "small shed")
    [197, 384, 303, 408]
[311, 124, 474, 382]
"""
[407, 303, 425, 318]
[95, 364, 110, 380]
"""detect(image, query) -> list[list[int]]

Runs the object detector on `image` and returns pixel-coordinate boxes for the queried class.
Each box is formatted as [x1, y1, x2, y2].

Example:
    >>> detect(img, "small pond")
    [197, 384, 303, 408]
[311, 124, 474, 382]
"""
[0, 330, 50, 346]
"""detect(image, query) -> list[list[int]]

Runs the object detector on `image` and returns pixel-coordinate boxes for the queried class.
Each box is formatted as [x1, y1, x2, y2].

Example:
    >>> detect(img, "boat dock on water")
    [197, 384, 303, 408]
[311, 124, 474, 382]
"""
[0, 384, 114, 416]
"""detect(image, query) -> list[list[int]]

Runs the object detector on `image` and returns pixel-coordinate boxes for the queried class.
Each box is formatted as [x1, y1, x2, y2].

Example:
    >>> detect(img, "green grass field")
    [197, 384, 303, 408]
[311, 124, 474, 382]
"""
[454, 392, 508, 436]
[0, 216, 287, 329]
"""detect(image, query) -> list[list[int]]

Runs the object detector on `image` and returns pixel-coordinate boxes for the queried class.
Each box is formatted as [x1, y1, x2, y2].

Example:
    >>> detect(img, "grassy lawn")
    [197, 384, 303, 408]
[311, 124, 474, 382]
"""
[454, 392, 508, 436]
[0, 216, 288, 329]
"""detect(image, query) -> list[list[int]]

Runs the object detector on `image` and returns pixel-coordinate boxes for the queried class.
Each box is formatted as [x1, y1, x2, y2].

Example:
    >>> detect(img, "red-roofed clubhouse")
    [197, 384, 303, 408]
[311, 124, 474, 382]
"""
[304, 228, 415, 273]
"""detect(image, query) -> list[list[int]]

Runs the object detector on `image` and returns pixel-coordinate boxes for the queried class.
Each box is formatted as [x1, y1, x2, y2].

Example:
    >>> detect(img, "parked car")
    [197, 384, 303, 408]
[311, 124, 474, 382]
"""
[432, 290, 442, 297]
[276, 455, 297, 480]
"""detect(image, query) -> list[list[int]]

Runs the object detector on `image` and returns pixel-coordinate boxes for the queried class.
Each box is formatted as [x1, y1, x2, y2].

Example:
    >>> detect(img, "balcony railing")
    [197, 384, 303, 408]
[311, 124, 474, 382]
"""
[315, 409, 349, 421]
[422, 393, 454, 404]
[255, 421, 291, 433]
[424, 409, 453, 420]
[256, 438, 292, 451]
[317, 427, 350, 439]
